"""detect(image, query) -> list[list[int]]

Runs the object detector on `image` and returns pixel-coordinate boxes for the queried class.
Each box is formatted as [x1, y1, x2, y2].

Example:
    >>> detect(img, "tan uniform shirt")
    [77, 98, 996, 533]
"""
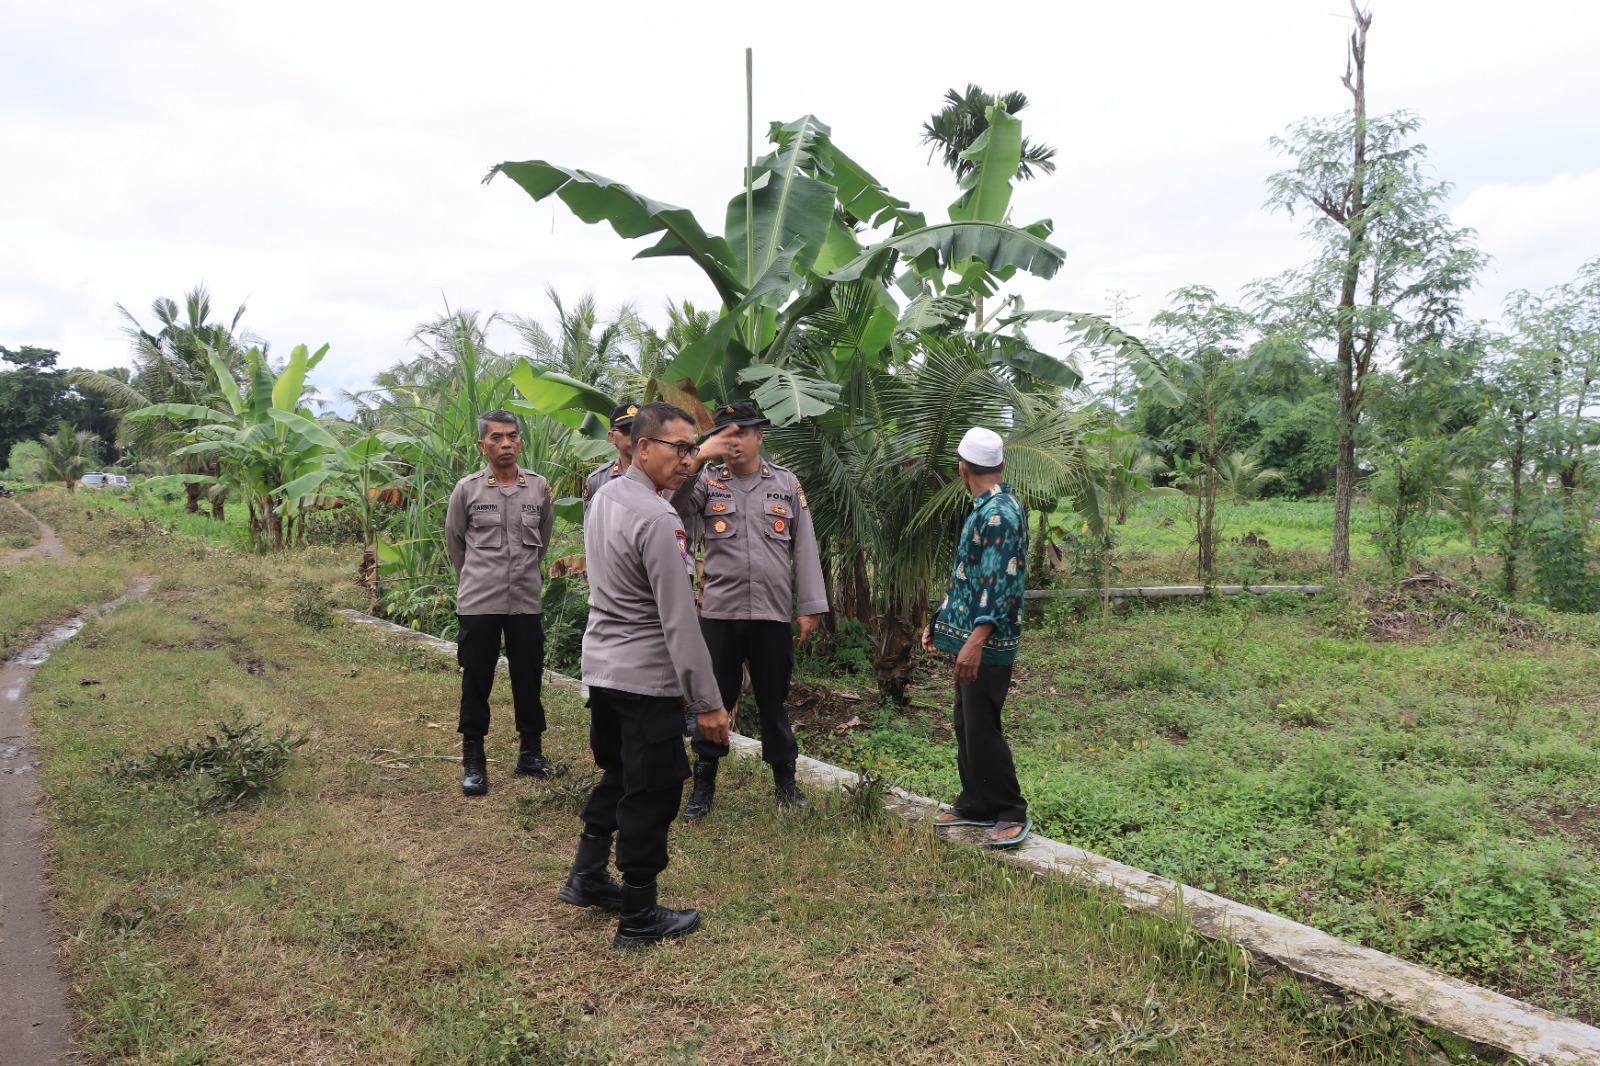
[581, 458, 624, 518]
[582, 467, 721, 713]
[444, 466, 552, 616]
[672, 459, 829, 622]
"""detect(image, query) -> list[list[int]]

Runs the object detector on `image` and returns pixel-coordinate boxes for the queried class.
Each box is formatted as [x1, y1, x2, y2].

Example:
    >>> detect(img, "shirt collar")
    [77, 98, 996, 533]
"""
[971, 482, 1009, 509]
[623, 464, 667, 495]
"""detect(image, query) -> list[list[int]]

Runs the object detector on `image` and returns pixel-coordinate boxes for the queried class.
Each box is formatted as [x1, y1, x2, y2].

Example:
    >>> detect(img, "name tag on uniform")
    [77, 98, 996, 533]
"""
[472, 503, 497, 512]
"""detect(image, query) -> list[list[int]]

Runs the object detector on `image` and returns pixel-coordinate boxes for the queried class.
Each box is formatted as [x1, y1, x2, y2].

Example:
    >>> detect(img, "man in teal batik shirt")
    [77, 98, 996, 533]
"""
[922, 426, 1031, 848]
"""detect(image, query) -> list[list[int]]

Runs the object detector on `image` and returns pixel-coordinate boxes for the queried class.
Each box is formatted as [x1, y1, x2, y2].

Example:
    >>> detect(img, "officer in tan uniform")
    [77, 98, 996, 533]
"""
[671, 401, 828, 821]
[581, 401, 638, 517]
[444, 409, 559, 796]
[558, 400, 731, 949]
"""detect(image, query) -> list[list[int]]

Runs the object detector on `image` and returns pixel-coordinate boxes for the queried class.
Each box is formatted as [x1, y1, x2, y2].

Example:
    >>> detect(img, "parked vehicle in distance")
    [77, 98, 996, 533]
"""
[79, 472, 109, 487]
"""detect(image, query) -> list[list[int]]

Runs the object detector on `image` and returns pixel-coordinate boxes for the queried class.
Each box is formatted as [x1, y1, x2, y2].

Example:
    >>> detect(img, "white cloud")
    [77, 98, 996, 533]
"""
[1454, 170, 1600, 318]
[3, 0, 1597, 397]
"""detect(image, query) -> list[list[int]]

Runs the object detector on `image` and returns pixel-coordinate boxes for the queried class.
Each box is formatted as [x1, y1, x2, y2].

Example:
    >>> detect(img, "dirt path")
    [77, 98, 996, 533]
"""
[0, 501, 67, 564]
[0, 577, 154, 1065]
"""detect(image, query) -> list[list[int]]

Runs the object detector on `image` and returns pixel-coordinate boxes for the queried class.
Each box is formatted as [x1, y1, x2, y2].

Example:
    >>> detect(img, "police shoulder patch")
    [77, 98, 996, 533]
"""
[674, 529, 690, 561]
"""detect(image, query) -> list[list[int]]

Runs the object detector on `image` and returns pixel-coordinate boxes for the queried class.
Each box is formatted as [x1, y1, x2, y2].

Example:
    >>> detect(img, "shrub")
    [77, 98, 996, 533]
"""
[110, 720, 308, 811]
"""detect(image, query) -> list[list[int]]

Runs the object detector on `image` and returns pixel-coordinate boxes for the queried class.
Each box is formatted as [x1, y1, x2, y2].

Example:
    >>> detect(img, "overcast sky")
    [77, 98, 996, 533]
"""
[4, 0, 1597, 404]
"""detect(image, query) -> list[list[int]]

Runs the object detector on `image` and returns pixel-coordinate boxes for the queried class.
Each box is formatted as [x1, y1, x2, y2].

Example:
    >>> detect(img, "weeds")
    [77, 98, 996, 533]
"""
[289, 578, 336, 629]
[110, 719, 308, 810]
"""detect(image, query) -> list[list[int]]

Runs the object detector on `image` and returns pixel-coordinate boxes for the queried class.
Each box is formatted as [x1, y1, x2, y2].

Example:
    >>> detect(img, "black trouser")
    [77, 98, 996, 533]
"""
[694, 617, 797, 766]
[952, 662, 1028, 824]
[580, 687, 691, 881]
[456, 613, 546, 740]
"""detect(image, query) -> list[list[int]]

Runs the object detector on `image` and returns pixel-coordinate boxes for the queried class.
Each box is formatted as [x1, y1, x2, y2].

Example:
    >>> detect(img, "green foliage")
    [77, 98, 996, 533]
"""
[289, 579, 337, 630]
[110, 720, 308, 811]
[29, 421, 99, 491]
[1529, 508, 1598, 613]
[540, 574, 589, 675]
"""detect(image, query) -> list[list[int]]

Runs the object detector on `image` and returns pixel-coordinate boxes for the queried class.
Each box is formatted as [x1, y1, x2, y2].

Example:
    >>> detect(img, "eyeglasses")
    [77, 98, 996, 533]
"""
[643, 436, 700, 460]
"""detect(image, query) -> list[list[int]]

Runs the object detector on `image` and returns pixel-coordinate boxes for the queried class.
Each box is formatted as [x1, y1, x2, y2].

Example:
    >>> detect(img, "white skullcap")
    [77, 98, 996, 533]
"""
[956, 426, 1004, 468]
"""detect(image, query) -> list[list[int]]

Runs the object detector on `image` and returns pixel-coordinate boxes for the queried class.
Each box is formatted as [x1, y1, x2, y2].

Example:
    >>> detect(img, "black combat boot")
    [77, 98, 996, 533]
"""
[514, 733, 564, 779]
[773, 761, 811, 809]
[557, 831, 625, 911]
[681, 758, 718, 822]
[613, 878, 700, 949]
[460, 736, 488, 796]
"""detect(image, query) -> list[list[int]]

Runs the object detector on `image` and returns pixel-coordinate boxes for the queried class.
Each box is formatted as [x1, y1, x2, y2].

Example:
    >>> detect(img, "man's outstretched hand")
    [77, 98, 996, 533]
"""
[696, 706, 731, 746]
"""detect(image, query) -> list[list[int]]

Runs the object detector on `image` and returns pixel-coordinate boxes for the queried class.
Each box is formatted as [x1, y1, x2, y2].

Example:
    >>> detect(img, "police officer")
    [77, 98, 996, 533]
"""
[444, 409, 560, 796]
[582, 402, 639, 516]
[671, 401, 828, 821]
[558, 401, 731, 948]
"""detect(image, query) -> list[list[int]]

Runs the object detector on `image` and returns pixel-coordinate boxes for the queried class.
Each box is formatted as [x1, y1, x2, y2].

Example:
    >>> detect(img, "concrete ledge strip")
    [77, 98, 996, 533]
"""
[337, 608, 1600, 1065]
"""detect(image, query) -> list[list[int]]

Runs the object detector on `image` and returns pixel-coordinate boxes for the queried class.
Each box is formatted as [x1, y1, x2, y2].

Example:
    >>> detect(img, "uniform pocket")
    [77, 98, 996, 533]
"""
[520, 511, 544, 549]
[762, 500, 793, 541]
[467, 511, 502, 549]
[704, 496, 738, 540]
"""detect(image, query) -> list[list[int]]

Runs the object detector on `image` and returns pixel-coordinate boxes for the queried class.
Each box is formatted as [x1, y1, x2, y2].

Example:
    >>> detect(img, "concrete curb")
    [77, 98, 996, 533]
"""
[335, 608, 1600, 1065]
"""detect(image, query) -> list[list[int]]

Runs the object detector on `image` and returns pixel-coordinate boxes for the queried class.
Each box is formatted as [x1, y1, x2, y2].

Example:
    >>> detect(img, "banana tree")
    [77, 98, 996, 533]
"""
[130, 342, 332, 550]
[485, 105, 1074, 421]
[277, 428, 417, 601]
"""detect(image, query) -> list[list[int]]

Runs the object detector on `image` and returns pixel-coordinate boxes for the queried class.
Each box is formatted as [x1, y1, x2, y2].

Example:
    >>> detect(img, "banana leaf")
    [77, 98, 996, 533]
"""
[486, 161, 743, 308]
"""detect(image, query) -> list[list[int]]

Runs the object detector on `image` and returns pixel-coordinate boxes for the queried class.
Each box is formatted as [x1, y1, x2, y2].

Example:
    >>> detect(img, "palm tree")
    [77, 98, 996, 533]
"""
[512, 288, 642, 395]
[769, 333, 1091, 702]
[30, 423, 97, 493]
[71, 285, 251, 517]
[921, 84, 1058, 183]
[1215, 451, 1283, 506]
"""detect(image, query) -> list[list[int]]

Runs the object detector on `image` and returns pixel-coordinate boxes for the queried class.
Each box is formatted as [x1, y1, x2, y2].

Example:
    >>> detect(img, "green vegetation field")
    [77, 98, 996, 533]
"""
[13, 493, 1466, 1064]
[803, 499, 1600, 1025]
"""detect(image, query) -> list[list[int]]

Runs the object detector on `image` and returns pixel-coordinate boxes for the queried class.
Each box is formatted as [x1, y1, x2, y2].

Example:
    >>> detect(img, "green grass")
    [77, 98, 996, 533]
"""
[0, 498, 42, 550]
[24, 503, 1449, 1063]
[825, 590, 1600, 1024]
[1046, 496, 1487, 587]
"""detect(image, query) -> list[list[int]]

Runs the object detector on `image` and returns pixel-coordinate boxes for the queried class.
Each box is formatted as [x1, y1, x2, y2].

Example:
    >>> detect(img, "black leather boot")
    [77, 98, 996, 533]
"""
[558, 831, 625, 911]
[460, 736, 488, 796]
[681, 758, 718, 823]
[613, 879, 700, 949]
[514, 733, 564, 779]
[774, 761, 811, 808]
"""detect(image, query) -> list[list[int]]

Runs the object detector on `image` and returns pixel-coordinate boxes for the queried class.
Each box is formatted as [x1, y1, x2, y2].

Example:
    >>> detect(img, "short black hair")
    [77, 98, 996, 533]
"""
[963, 459, 1004, 476]
[630, 401, 694, 445]
[477, 409, 520, 438]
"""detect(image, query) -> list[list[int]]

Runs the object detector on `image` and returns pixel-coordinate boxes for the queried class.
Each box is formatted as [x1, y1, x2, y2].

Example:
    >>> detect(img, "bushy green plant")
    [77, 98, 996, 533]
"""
[1530, 508, 1598, 613]
[375, 580, 459, 641]
[540, 574, 589, 676]
[289, 579, 336, 630]
[110, 720, 308, 811]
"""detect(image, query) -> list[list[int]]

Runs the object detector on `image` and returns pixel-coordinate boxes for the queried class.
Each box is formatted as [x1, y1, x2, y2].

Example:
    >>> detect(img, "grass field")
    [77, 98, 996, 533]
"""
[810, 588, 1600, 1024]
[0, 497, 43, 550]
[19, 496, 1461, 1064]
[1045, 495, 1488, 588]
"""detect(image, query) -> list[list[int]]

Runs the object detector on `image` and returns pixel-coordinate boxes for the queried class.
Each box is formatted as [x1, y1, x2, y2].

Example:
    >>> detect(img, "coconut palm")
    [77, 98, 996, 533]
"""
[30, 423, 97, 493]
[1215, 451, 1283, 506]
[512, 288, 642, 396]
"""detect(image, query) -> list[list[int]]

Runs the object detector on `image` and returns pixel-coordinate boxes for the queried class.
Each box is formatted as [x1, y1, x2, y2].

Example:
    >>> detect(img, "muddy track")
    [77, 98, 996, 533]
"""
[0, 578, 154, 1065]
[0, 501, 67, 565]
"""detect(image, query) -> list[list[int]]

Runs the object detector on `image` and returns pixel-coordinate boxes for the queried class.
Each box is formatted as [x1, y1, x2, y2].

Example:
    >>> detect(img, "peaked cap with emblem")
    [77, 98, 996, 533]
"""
[609, 402, 641, 429]
[706, 400, 771, 438]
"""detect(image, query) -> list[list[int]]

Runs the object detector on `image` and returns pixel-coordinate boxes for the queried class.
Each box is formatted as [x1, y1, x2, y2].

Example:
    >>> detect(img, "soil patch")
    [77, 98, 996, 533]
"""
[1366, 572, 1548, 645]
[787, 679, 872, 739]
